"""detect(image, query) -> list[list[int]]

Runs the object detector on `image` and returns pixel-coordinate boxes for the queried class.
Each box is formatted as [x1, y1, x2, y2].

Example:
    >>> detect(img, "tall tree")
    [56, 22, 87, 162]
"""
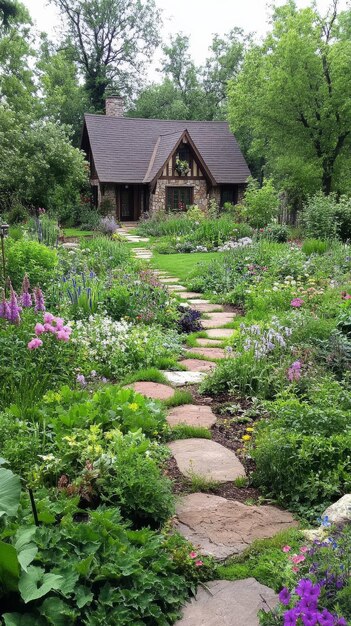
[51, 0, 161, 111]
[0, 0, 18, 27]
[228, 1, 351, 202]
[38, 36, 89, 144]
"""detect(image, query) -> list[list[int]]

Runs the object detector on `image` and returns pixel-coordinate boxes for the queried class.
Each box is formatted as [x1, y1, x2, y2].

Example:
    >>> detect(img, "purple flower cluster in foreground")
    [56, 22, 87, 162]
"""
[240, 318, 292, 359]
[278, 579, 346, 626]
[0, 276, 45, 324]
[288, 360, 302, 382]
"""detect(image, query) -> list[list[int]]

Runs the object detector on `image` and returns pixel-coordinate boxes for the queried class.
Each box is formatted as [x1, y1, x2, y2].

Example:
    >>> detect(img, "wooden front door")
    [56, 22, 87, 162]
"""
[120, 187, 134, 220]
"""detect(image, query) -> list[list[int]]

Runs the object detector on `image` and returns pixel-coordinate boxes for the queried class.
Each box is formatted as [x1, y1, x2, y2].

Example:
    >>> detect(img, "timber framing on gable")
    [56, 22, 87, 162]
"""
[149, 129, 216, 194]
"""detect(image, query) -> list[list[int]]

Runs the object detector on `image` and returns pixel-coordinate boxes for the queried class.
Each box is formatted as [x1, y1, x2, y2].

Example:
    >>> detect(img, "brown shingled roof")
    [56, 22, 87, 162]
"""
[83, 114, 251, 184]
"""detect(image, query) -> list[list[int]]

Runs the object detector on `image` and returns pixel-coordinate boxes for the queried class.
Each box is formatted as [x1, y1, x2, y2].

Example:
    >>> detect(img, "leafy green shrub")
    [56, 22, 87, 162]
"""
[302, 192, 351, 241]
[79, 236, 131, 273]
[8, 226, 23, 241]
[137, 213, 194, 237]
[239, 178, 279, 228]
[302, 238, 329, 255]
[7, 203, 28, 225]
[256, 223, 289, 243]
[5, 239, 58, 291]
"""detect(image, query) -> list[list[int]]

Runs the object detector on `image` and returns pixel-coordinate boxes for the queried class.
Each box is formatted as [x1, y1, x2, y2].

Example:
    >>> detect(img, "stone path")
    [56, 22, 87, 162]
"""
[167, 405, 217, 429]
[123, 240, 292, 625]
[175, 493, 297, 560]
[168, 439, 246, 483]
[174, 578, 277, 626]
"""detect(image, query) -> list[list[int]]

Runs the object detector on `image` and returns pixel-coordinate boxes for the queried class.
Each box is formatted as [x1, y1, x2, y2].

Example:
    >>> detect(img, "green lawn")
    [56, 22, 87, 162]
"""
[151, 251, 221, 282]
[63, 228, 94, 238]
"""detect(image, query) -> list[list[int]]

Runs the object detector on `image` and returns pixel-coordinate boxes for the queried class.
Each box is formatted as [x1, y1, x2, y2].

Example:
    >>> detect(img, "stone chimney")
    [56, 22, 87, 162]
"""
[105, 95, 124, 117]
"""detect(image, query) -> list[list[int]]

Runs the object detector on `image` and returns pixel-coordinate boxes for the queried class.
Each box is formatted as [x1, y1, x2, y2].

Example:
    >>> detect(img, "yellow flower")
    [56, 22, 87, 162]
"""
[242, 434, 251, 441]
[246, 427, 254, 432]
[128, 403, 139, 412]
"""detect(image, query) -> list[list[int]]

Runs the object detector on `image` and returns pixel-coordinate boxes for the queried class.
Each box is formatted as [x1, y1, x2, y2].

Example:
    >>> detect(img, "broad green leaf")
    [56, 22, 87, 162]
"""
[0, 467, 21, 517]
[19, 566, 63, 603]
[76, 553, 94, 576]
[14, 528, 38, 572]
[0, 541, 20, 591]
[17, 545, 38, 573]
[15, 527, 37, 551]
[3, 614, 41, 626]
[75, 584, 94, 609]
[39, 597, 78, 625]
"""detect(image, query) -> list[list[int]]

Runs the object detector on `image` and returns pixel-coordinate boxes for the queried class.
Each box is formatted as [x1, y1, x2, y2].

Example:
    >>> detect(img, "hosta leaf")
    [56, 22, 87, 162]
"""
[0, 541, 20, 591]
[17, 545, 38, 573]
[0, 467, 21, 517]
[19, 566, 63, 603]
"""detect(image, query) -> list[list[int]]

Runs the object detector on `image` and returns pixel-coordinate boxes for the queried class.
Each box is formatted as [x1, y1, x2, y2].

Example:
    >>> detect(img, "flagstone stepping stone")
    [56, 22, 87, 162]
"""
[138, 237, 149, 242]
[206, 328, 234, 339]
[167, 285, 187, 291]
[168, 439, 246, 483]
[178, 358, 216, 372]
[196, 338, 223, 347]
[191, 303, 224, 313]
[174, 578, 277, 626]
[126, 381, 174, 400]
[175, 493, 297, 560]
[201, 313, 235, 329]
[167, 404, 217, 429]
[178, 292, 203, 299]
[163, 371, 206, 386]
[188, 298, 211, 304]
[186, 347, 226, 359]
[159, 277, 180, 283]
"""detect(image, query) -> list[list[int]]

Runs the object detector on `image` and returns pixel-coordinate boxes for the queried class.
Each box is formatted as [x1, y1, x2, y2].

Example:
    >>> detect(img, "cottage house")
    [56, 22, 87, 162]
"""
[81, 95, 251, 222]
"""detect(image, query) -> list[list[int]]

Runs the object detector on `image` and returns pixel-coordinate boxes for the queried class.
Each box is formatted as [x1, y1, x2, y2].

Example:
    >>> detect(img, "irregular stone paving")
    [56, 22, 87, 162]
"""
[126, 381, 174, 400]
[195, 338, 224, 347]
[201, 313, 235, 329]
[159, 277, 180, 283]
[174, 578, 277, 626]
[163, 371, 206, 386]
[175, 493, 297, 560]
[187, 298, 213, 305]
[178, 358, 216, 372]
[206, 328, 234, 339]
[186, 347, 226, 359]
[167, 405, 217, 429]
[168, 285, 187, 291]
[178, 292, 204, 299]
[168, 439, 246, 483]
[190, 302, 224, 313]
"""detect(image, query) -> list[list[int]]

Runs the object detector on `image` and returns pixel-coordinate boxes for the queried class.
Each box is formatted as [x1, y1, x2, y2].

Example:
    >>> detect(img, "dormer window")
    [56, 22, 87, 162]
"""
[175, 142, 191, 176]
[178, 143, 190, 163]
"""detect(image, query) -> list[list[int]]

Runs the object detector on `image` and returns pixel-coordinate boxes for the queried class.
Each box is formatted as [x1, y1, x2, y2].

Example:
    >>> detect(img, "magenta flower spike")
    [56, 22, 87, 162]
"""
[21, 274, 32, 308]
[7, 284, 21, 324]
[34, 287, 45, 312]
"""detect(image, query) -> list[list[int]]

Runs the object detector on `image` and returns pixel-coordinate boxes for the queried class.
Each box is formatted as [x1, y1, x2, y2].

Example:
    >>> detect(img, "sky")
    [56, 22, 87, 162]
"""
[22, 0, 349, 79]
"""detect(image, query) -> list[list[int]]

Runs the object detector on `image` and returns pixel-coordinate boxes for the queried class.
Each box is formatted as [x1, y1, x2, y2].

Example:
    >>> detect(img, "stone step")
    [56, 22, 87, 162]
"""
[125, 381, 174, 400]
[206, 328, 234, 339]
[159, 277, 180, 283]
[167, 404, 217, 429]
[191, 303, 224, 313]
[167, 285, 187, 292]
[175, 493, 297, 560]
[201, 313, 235, 329]
[185, 347, 226, 359]
[178, 292, 204, 299]
[168, 439, 246, 483]
[174, 579, 277, 626]
[178, 358, 216, 373]
[163, 371, 206, 386]
[196, 338, 224, 347]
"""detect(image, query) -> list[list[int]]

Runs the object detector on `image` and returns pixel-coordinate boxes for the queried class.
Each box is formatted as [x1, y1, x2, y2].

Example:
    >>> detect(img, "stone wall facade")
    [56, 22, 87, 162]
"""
[150, 179, 209, 215]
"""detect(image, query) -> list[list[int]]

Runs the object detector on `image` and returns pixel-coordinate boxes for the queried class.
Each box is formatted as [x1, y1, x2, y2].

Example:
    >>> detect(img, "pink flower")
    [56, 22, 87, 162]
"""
[189, 552, 197, 559]
[62, 325, 72, 335]
[195, 560, 203, 567]
[292, 566, 299, 573]
[290, 298, 304, 308]
[300, 546, 309, 554]
[56, 330, 70, 342]
[44, 312, 55, 324]
[282, 546, 292, 553]
[28, 338, 43, 350]
[44, 323, 57, 334]
[54, 317, 64, 330]
[35, 323, 45, 335]
[291, 554, 305, 564]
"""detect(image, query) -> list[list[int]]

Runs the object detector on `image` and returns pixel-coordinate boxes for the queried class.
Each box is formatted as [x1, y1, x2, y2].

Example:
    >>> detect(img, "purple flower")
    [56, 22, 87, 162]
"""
[283, 608, 298, 626]
[301, 610, 318, 626]
[288, 360, 302, 382]
[21, 274, 32, 308]
[0, 293, 10, 319]
[336, 618, 347, 626]
[34, 287, 45, 312]
[7, 285, 21, 324]
[279, 587, 291, 606]
[317, 609, 335, 626]
[76, 374, 86, 386]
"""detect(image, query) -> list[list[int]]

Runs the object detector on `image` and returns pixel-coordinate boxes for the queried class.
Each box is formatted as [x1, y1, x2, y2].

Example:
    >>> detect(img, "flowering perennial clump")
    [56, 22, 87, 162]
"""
[278, 578, 346, 626]
[240, 318, 292, 359]
[28, 312, 72, 349]
[288, 360, 302, 382]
